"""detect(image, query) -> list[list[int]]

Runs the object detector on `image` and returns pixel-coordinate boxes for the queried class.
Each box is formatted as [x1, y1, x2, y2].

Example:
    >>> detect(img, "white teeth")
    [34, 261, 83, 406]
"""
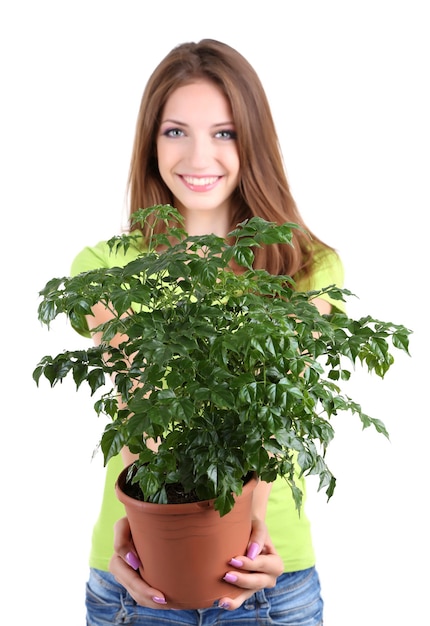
[183, 176, 218, 186]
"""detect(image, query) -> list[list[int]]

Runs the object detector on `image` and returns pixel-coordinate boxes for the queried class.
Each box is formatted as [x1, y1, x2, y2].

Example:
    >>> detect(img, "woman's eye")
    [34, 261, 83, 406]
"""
[163, 128, 185, 138]
[215, 130, 237, 140]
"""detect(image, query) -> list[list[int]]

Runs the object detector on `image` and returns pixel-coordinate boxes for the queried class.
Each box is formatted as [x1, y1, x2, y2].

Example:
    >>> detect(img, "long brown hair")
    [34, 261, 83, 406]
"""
[127, 39, 333, 278]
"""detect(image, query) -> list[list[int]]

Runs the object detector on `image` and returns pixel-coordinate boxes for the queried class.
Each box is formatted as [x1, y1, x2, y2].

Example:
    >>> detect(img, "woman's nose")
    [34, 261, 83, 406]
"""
[186, 135, 213, 168]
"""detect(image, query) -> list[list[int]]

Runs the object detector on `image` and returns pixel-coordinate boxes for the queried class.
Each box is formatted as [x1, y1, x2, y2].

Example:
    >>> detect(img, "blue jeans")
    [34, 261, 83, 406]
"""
[86, 566, 324, 625]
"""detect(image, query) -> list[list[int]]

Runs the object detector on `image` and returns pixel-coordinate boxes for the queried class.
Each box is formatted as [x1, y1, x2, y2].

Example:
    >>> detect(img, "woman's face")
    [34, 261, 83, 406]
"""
[157, 80, 240, 222]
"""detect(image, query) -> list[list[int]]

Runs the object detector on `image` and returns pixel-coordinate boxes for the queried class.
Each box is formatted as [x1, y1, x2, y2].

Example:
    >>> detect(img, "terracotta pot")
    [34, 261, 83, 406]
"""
[115, 467, 258, 609]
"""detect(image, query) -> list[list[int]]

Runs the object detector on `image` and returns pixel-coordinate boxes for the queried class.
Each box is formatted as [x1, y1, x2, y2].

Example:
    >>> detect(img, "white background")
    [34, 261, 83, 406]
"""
[1, 1, 428, 624]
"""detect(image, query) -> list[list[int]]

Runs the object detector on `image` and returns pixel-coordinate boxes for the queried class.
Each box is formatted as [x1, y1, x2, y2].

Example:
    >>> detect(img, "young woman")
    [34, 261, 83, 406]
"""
[72, 39, 344, 626]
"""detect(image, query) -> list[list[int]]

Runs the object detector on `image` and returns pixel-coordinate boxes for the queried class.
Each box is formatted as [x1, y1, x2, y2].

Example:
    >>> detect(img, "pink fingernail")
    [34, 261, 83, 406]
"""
[152, 596, 167, 605]
[246, 542, 259, 560]
[229, 557, 243, 567]
[223, 572, 238, 583]
[125, 551, 140, 570]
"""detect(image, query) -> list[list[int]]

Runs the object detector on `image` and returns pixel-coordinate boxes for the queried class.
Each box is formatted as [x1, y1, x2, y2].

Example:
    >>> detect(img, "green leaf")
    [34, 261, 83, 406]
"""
[210, 386, 236, 409]
[233, 247, 255, 269]
[100, 424, 125, 464]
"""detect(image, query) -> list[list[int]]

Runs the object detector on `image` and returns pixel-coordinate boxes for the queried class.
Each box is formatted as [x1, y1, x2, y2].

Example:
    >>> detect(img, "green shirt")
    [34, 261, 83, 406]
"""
[71, 235, 345, 573]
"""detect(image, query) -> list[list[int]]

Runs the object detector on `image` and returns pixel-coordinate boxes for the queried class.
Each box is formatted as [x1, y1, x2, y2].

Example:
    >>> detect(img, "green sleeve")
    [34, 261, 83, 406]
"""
[69, 236, 144, 337]
[295, 247, 346, 313]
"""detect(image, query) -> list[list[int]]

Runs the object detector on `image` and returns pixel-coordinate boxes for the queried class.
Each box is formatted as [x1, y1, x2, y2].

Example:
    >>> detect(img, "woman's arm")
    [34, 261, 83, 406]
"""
[86, 302, 159, 463]
[217, 296, 334, 609]
[87, 302, 167, 607]
[110, 518, 169, 606]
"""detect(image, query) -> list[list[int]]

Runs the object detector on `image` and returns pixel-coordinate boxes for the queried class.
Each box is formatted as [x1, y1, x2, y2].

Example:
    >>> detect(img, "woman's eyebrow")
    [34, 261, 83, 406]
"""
[160, 119, 234, 127]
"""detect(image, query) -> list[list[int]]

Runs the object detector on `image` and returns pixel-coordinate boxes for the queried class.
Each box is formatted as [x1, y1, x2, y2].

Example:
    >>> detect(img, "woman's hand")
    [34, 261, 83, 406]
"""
[217, 517, 284, 611]
[109, 517, 168, 608]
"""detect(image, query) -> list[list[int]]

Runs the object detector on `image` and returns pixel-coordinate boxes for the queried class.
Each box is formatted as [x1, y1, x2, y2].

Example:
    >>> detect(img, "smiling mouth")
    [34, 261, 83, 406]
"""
[182, 175, 220, 187]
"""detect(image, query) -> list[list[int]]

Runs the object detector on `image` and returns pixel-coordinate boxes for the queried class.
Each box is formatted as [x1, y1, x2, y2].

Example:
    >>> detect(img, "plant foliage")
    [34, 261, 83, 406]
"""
[33, 205, 412, 516]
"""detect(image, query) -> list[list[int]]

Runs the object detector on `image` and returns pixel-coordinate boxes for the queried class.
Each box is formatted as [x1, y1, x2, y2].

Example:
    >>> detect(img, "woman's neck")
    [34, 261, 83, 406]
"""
[180, 206, 231, 238]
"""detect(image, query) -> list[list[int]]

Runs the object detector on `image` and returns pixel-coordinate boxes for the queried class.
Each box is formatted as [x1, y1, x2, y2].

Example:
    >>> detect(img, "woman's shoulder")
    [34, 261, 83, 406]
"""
[70, 232, 145, 276]
[296, 243, 345, 312]
[312, 244, 344, 279]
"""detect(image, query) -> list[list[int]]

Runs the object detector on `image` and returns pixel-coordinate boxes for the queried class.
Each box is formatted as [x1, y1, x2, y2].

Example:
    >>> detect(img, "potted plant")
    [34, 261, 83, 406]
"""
[33, 204, 411, 608]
